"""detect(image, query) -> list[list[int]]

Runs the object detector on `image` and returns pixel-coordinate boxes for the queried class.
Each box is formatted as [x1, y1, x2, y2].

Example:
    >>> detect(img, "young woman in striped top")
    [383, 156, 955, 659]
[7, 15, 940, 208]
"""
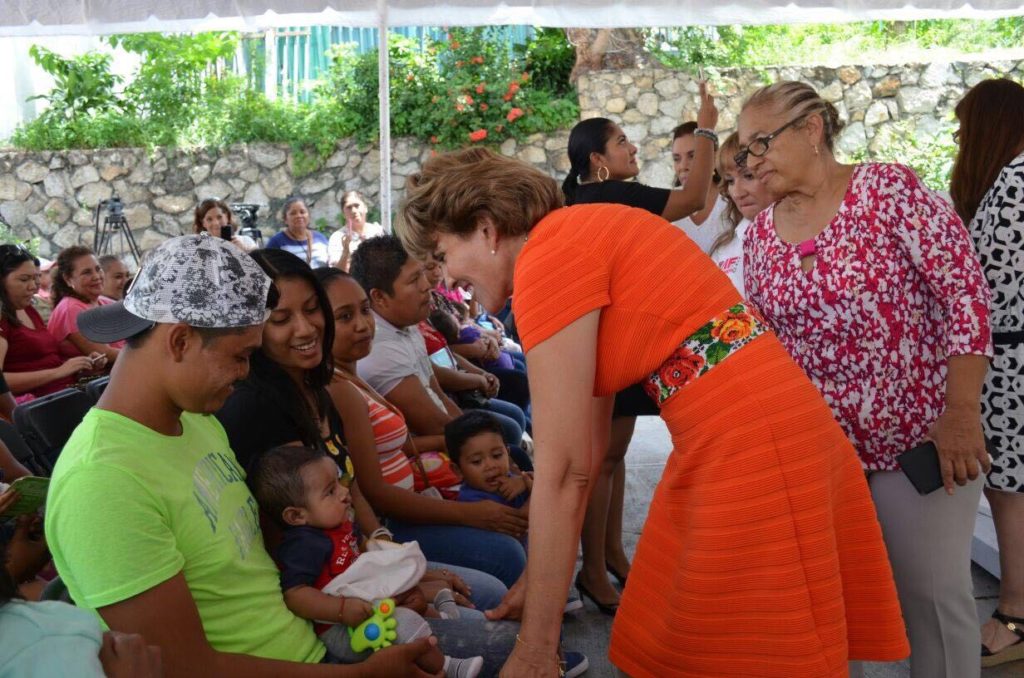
[316, 268, 530, 590]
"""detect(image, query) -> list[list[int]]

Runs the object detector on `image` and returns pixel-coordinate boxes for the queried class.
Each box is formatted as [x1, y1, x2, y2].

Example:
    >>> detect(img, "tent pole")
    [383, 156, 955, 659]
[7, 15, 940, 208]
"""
[377, 0, 392, 232]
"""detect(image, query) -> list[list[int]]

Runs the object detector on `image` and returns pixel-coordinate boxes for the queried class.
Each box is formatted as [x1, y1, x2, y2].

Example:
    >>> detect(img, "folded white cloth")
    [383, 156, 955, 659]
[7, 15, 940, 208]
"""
[320, 540, 427, 601]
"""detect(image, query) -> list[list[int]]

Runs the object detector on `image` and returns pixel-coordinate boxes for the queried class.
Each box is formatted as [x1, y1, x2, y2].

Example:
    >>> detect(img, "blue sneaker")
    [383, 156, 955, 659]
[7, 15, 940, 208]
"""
[561, 651, 589, 677]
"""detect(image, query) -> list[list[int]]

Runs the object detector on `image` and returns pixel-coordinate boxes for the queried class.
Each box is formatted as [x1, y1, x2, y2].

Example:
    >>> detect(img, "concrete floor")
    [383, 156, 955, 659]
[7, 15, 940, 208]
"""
[562, 417, 1023, 678]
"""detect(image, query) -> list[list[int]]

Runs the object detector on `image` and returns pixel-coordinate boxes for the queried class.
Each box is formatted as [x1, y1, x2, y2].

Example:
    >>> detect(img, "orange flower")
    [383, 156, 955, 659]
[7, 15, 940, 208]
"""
[405, 73, 414, 81]
[430, 135, 438, 144]
[471, 55, 484, 65]
[475, 83, 485, 94]
[658, 349, 704, 388]
[521, 71, 530, 82]
[506, 107, 524, 123]
[480, 103, 489, 111]
[465, 94, 474, 105]
[502, 92, 513, 102]
[508, 82, 520, 94]
[711, 312, 755, 344]
[469, 129, 488, 142]
[451, 40, 461, 49]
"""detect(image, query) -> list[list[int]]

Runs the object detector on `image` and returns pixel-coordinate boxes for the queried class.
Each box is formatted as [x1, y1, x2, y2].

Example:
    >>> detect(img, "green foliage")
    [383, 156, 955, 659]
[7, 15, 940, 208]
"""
[0, 220, 39, 254]
[647, 18, 1024, 68]
[317, 28, 578, 148]
[516, 28, 575, 96]
[26, 46, 124, 119]
[10, 27, 577, 155]
[837, 121, 958, 191]
[107, 32, 241, 146]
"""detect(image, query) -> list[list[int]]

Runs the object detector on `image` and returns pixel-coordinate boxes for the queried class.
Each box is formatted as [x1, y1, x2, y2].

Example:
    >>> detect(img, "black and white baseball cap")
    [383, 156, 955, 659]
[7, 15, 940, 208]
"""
[79, 234, 272, 344]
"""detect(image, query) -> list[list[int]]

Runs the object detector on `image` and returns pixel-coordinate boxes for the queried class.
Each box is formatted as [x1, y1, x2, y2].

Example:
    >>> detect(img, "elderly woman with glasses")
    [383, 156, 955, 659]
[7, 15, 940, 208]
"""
[739, 80, 994, 678]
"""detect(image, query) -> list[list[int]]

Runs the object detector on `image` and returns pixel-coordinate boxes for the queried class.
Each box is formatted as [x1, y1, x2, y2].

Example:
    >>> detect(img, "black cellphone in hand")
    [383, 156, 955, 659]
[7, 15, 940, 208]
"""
[220, 226, 232, 240]
[896, 442, 943, 495]
[897, 439, 999, 495]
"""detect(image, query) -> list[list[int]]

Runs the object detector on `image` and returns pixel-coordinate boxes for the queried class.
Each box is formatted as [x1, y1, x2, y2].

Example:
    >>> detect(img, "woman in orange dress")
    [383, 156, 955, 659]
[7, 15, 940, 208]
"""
[398, 147, 909, 677]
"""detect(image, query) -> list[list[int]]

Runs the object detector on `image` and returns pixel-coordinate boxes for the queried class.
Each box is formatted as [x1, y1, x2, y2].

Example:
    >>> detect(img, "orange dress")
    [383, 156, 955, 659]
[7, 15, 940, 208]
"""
[513, 204, 909, 677]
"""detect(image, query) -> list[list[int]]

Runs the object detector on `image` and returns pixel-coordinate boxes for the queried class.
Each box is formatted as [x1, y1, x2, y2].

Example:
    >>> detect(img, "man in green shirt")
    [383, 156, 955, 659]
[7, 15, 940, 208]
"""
[45, 234, 438, 678]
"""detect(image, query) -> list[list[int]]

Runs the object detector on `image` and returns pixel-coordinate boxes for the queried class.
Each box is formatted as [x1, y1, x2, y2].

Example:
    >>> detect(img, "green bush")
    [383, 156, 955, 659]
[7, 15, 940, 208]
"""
[317, 28, 579, 148]
[647, 18, 1024, 69]
[9, 27, 578, 155]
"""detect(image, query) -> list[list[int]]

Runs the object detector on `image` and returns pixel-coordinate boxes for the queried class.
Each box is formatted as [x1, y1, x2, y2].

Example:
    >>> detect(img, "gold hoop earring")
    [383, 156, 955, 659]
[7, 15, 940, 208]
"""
[597, 166, 610, 182]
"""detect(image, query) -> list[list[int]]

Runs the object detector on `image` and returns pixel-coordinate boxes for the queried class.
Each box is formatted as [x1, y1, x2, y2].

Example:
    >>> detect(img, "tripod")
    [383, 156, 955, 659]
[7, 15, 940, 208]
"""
[93, 198, 141, 267]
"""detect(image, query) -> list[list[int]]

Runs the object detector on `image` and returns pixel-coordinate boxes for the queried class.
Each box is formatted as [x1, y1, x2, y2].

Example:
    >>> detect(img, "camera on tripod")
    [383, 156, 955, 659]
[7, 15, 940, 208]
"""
[94, 194, 140, 266]
[229, 203, 264, 247]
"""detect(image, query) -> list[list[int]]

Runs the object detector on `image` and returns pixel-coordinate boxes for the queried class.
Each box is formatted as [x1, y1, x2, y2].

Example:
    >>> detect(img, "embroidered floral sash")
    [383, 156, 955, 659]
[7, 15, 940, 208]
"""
[644, 303, 769, 406]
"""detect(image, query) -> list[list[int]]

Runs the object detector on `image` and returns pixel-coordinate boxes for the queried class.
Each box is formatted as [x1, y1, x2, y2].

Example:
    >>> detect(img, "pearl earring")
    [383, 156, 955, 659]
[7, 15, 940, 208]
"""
[491, 249, 496, 255]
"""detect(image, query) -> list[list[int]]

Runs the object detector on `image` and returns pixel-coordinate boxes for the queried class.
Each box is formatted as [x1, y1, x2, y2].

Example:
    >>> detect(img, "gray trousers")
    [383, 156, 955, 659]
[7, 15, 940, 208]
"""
[869, 470, 983, 678]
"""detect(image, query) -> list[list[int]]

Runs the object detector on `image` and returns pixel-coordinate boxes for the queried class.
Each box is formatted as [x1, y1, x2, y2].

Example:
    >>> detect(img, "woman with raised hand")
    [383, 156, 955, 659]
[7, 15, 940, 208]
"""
[950, 77, 1024, 670]
[398, 146, 909, 677]
[740, 80, 993, 678]
[328, 191, 385, 272]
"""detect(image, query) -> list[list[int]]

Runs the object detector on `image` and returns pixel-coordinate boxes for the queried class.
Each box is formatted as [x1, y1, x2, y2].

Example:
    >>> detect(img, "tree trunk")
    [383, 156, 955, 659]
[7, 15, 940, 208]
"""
[567, 28, 646, 80]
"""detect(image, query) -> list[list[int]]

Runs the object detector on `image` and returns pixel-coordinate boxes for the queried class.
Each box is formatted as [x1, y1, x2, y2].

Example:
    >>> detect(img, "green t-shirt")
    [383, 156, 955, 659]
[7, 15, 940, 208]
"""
[45, 408, 325, 663]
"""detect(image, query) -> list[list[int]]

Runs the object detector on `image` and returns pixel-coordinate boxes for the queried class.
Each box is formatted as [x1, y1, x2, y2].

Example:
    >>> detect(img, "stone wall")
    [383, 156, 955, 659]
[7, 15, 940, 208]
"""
[0, 133, 569, 259]
[579, 58, 1024, 188]
[2, 55, 1021, 257]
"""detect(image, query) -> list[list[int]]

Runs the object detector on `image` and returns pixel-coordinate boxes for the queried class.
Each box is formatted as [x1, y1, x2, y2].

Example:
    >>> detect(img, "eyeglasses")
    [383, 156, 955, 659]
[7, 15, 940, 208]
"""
[735, 116, 806, 168]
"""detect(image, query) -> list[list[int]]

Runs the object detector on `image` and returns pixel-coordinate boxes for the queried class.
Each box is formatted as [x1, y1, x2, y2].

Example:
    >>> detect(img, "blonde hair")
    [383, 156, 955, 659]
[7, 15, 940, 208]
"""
[743, 81, 845, 152]
[709, 133, 745, 257]
[398, 147, 563, 259]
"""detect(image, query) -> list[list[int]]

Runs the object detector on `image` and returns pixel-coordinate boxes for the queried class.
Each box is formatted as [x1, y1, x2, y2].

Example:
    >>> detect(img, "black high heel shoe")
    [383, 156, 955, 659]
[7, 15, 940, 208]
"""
[575, 572, 619, 616]
[606, 562, 628, 587]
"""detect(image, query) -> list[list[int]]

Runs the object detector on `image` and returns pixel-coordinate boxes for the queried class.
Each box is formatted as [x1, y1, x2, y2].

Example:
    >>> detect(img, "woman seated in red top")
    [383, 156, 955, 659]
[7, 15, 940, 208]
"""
[0, 245, 102, 401]
[47, 246, 124, 365]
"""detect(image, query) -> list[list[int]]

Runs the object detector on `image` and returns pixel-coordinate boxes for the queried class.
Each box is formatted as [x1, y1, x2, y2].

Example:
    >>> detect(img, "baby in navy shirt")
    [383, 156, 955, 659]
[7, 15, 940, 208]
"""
[447, 412, 532, 515]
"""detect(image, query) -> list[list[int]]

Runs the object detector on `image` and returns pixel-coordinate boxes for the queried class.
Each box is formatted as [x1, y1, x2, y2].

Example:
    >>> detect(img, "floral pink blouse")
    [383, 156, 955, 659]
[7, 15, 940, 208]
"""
[744, 163, 993, 470]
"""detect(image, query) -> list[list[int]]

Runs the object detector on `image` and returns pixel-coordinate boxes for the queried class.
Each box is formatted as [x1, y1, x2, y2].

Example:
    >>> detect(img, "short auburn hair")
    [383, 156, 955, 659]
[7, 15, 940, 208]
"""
[398, 147, 563, 259]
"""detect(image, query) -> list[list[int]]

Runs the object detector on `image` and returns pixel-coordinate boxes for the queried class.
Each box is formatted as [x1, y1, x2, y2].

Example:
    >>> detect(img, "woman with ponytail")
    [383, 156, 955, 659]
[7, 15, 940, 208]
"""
[740, 80, 993, 678]
[560, 83, 719, 616]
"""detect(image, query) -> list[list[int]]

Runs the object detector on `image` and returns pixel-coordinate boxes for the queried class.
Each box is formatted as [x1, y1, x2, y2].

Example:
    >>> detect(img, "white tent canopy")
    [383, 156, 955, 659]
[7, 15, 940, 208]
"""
[3, 0, 1023, 229]
[3, 0, 1023, 36]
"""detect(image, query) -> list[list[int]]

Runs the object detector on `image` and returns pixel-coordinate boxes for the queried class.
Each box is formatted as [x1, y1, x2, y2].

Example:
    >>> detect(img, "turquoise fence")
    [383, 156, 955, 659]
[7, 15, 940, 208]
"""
[240, 26, 534, 102]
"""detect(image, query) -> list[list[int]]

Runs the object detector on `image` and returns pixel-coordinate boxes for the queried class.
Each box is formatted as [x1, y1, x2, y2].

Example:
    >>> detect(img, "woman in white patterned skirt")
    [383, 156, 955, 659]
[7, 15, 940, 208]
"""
[951, 77, 1024, 669]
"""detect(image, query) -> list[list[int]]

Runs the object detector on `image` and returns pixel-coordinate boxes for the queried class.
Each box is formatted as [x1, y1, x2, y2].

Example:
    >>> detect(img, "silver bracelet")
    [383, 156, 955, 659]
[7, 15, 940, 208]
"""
[694, 128, 719, 148]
